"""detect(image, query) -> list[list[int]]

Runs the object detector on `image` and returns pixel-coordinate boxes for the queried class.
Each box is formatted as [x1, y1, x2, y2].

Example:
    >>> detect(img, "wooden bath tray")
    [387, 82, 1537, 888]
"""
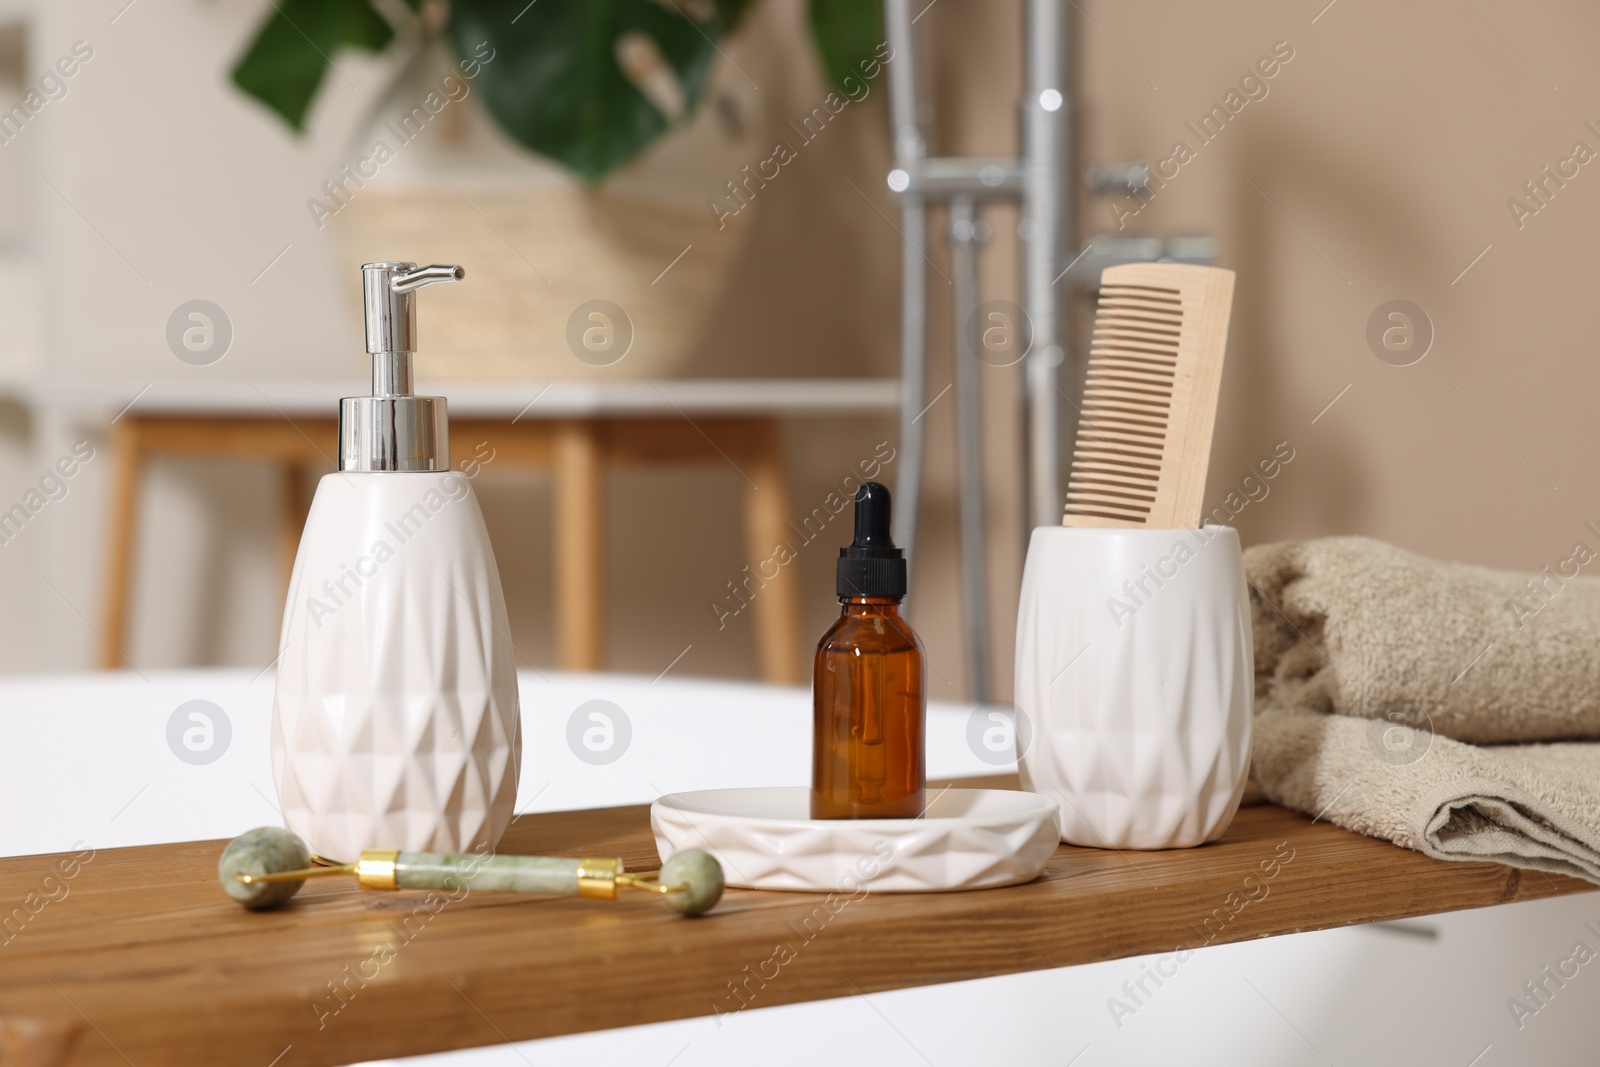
[0, 779, 1588, 1066]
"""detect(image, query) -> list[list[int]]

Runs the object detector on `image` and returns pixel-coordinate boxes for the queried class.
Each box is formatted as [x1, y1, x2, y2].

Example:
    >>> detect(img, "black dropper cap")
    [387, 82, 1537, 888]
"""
[836, 482, 907, 599]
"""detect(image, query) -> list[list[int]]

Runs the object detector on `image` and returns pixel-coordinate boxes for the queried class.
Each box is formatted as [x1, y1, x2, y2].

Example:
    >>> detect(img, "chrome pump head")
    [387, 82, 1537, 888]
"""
[338, 262, 465, 472]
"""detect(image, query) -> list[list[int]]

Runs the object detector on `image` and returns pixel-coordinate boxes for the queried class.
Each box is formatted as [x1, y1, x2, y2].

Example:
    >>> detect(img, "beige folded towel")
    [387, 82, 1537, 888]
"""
[1249, 536, 1600, 883]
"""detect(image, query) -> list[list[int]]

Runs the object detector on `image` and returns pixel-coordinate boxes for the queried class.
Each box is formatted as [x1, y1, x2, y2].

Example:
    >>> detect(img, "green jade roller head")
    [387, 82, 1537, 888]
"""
[218, 827, 725, 917]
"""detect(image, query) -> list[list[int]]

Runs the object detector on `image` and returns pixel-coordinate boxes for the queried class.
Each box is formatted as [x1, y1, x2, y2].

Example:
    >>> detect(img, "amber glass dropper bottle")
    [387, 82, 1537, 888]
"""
[811, 482, 926, 820]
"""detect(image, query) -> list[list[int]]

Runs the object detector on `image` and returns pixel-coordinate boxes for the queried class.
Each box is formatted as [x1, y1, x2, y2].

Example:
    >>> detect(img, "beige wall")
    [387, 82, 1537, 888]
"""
[915, 0, 1600, 697]
[1076, 0, 1599, 576]
[771, 0, 1600, 695]
[5, 0, 1596, 693]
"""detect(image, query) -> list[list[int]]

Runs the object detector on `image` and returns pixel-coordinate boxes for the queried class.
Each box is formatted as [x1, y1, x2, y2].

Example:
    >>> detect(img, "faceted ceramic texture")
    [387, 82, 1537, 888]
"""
[1015, 526, 1252, 850]
[651, 787, 1059, 892]
[272, 472, 521, 862]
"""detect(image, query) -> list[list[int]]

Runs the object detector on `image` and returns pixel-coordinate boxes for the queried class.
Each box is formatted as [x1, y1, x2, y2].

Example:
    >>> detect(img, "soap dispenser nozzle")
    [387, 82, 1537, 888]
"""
[340, 262, 464, 472]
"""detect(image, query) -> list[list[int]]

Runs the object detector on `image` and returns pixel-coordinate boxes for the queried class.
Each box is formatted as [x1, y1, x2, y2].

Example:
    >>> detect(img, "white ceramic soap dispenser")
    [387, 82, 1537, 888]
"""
[271, 262, 521, 863]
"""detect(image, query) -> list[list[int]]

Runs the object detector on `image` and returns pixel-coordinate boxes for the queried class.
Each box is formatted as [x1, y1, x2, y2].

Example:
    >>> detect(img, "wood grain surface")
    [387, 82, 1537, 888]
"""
[0, 788, 1589, 1066]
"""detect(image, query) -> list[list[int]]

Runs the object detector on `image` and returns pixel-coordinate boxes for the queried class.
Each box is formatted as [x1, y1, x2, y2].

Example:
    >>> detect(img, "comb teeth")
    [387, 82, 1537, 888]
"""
[1064, 283, 1182, 524]
[1061, 264, 1235, 529]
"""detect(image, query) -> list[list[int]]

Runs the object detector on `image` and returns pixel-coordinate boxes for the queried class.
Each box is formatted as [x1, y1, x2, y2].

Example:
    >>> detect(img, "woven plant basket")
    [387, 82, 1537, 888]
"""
[324, 3, 822, 381]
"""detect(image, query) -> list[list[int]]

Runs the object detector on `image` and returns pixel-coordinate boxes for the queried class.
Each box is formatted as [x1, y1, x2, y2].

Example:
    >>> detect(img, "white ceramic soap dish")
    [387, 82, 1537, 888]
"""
[650, 787, 1060, 893]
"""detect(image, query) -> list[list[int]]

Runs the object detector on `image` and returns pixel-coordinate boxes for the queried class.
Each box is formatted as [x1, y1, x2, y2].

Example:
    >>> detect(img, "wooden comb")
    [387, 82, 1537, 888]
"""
[1062, 262, 1236, 529]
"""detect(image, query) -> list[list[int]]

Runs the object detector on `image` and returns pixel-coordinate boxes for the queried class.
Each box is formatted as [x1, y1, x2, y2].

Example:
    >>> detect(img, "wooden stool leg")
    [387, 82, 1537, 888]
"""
[99, 418, 144, 670]
[279, 462, 309, 597]
[554, 420, 605, 671]
[743, 420, 803, 685]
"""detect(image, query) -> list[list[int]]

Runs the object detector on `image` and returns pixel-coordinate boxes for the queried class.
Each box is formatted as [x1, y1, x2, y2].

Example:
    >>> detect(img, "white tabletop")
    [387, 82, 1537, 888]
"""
[17, 378, 902, 420]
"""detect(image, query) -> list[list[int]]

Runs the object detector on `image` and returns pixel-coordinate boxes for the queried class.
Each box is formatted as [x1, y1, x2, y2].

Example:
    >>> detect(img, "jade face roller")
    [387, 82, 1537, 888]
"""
[218, 827, 724, 917]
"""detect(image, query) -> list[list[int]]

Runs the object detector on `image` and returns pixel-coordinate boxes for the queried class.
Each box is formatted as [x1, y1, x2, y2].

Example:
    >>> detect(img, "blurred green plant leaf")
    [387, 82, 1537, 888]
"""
[232, 0, 398, 131]
[449, 0, 721, 182]
[229, 0, 877, 185]
[808, 0, 883, 91]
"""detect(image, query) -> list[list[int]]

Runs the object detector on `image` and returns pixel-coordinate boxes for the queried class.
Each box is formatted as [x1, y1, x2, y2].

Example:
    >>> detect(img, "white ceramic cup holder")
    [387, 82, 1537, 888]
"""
[1013, 525, 1253, 850]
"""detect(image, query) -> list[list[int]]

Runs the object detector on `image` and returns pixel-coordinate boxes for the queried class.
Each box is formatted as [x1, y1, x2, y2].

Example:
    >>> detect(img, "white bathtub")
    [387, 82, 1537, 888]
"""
[1, 670, 1594, 1066]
